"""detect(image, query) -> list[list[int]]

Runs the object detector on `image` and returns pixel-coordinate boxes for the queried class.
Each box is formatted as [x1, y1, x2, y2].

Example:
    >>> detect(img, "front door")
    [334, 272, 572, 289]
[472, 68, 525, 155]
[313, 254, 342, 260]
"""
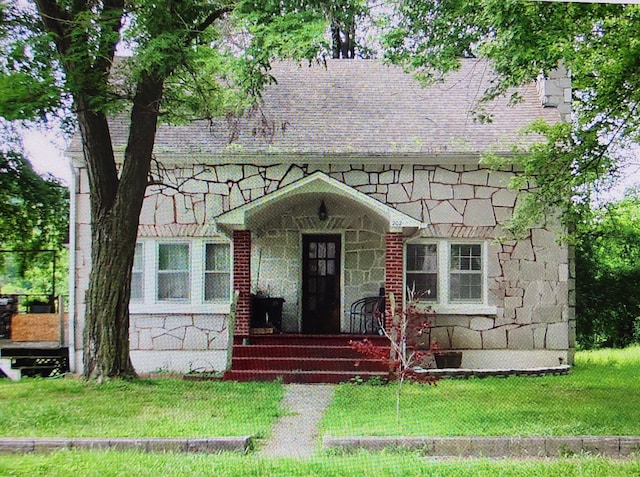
[302, 234, 341, 334]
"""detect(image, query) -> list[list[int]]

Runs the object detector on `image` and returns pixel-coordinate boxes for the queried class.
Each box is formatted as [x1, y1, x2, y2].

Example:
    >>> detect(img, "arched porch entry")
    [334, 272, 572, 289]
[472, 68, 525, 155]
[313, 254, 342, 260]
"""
[216, 172, 422, 337]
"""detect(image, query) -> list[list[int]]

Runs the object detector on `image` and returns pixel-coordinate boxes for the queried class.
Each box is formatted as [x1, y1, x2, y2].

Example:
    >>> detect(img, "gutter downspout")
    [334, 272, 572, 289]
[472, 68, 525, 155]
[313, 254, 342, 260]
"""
[67, 166, 77, 373]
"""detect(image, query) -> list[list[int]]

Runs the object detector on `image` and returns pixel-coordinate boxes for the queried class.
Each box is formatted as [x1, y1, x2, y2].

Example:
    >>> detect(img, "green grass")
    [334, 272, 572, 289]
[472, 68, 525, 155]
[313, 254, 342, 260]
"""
[0, 451, 639, 477]
[321, 346, 640, 437]
[0, 379, 283, 438]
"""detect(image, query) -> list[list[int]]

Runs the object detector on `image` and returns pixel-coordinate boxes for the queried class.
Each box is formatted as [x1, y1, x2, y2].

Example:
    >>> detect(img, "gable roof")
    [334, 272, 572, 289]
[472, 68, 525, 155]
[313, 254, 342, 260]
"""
[216, 171, 423, 232]
[69, 59, 564, 164]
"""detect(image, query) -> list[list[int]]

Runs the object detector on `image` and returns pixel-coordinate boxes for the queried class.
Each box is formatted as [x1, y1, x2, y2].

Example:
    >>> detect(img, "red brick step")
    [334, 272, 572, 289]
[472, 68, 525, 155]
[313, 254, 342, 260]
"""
[224, 334, 390, 384]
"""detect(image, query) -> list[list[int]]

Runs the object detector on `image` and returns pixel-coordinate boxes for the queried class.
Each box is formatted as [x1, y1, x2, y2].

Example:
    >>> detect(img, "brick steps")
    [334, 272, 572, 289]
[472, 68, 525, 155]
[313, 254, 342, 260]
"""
[224, 334, 390, 384]
[234, 334, 389, 347]
[224, 369, 388, 384]
[231, 356, 388, 372]
[232, 345, 370, 359]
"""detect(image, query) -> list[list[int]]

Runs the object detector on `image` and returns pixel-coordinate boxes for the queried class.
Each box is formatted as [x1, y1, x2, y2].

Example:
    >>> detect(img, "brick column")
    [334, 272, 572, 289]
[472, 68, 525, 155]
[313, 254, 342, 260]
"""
[385, 232, 404, 330]
[233, 230, 251, 336]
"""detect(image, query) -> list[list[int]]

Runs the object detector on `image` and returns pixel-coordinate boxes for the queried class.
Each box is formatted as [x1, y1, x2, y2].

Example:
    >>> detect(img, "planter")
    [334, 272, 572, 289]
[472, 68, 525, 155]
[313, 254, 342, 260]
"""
[435, 351, 463, 369]
[28, 304, 53, 313]
[250, 296, 284, 331]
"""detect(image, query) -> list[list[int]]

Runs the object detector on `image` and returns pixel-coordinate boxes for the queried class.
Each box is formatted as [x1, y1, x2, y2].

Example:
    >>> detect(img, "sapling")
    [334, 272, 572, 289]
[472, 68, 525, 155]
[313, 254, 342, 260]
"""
[350, 288, 440, 425]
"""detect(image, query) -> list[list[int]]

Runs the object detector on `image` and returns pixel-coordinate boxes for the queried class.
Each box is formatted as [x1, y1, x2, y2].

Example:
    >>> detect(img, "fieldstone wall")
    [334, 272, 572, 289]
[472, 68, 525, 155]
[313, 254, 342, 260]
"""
[130, 314, 228, 351]
[129, 314, 228, 372]
[138, 163, 517, 229]
[251, 205, 386, 332]
[73, 160, 572, 370]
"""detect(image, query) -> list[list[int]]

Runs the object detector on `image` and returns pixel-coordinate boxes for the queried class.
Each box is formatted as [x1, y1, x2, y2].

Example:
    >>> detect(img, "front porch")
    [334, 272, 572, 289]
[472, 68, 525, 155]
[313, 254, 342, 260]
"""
[216, 172, 421, 339]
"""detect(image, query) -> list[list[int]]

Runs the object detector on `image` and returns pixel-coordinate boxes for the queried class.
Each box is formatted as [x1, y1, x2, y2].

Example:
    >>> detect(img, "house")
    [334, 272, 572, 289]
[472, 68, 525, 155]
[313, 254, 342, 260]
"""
[66, 59, 575, 379]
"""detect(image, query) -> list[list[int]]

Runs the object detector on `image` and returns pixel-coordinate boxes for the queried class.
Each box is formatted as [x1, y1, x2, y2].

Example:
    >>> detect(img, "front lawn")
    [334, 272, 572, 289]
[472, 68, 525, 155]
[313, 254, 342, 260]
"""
[0, 379, 283, 438]
[321, 346, 640, 437]
[0, 451, 639, 477]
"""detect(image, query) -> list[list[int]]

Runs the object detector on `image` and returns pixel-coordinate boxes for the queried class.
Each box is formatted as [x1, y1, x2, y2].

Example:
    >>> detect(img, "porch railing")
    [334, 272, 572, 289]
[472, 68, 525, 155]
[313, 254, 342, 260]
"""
[0, 294, 67, 345]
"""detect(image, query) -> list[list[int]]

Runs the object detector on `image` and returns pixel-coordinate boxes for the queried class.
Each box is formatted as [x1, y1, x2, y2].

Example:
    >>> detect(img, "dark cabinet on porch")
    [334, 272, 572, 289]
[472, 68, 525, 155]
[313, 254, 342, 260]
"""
[250, 296, 284, 332]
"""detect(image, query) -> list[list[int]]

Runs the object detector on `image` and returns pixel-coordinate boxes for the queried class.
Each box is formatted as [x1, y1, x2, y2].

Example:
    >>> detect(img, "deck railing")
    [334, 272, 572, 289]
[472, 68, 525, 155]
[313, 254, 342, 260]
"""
[0, 295, 67, 345]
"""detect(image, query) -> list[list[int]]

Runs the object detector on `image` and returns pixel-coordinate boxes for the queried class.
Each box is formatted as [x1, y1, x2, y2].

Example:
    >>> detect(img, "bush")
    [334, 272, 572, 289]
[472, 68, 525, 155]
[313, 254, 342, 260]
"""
[575, 193, 640, 348]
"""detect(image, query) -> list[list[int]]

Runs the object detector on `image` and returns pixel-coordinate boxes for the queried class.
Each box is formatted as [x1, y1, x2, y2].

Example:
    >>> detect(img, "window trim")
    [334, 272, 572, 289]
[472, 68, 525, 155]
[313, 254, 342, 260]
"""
[130, 238, 232, 314]
[157, 242, 191, 303]
[404, 239, 495, 315]
[204, 242, 232, 302]
[130, 242, 145, 303]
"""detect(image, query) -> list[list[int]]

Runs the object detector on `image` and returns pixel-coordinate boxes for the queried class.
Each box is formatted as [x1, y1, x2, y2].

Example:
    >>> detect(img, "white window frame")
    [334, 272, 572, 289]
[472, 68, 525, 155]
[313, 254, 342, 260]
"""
[157, 241, 191, 303]
[404, 240, 495, 315]
[130, 242, 145, 303]
[204, 242, 232, 302]
[130, 238, 232, 314]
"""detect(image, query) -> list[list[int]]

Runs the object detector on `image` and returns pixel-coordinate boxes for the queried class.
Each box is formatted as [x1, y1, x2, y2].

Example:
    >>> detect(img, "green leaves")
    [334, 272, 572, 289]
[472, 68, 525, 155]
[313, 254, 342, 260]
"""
[386, 1, 640, 234]
[0, 150, 69, 254]
[0, 72, 60, 121]
[576, 193, 640, 348]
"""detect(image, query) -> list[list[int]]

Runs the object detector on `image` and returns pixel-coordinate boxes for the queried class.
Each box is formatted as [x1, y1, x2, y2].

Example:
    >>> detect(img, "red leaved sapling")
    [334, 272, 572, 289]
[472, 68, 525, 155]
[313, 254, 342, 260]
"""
[349, 289, 441, 424]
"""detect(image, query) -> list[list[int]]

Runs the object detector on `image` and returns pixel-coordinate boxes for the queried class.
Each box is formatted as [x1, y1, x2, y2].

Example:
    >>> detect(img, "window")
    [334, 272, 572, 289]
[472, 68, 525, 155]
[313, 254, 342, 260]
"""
[405, 241, 487, 308]
[406, 243, 438, 300]
[205, 243, 231, 301]
[130, 239, 231, 311]
[131, 243, 144, 302]
[157, 243, 190, 301]
[449, 244, 482, 302]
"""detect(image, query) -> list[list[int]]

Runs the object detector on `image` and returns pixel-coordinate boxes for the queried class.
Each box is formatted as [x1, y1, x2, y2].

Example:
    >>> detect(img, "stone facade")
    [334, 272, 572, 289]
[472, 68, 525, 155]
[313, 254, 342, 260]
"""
[71, 160, 574, 372]
[250, 209, 387, 332]
[137, 163, 520, 229]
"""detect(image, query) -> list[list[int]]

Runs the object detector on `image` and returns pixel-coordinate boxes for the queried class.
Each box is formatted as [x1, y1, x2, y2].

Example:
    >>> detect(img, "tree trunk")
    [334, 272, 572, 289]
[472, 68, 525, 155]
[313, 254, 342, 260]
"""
[82, 75, 164, 380]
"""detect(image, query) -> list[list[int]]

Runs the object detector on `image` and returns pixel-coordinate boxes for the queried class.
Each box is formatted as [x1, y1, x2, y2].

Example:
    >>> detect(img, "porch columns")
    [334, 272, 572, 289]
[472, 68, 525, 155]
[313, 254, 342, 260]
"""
[233, 230, 251, 335]
[385, 231, 404, 330]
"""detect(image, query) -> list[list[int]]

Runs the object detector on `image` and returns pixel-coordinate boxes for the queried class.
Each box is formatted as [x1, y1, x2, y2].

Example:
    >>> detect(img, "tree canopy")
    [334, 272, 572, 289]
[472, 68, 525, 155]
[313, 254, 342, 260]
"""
[383, 1, 640, 233]
[0, 0, 373, 379]
[576, 191, 640, 348]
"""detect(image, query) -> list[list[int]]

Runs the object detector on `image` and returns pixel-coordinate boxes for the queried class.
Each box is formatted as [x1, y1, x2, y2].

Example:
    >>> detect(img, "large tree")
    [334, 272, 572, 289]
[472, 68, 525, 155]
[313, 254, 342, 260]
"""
[383, 1, 640, 233]
[0, 0, 351, 379]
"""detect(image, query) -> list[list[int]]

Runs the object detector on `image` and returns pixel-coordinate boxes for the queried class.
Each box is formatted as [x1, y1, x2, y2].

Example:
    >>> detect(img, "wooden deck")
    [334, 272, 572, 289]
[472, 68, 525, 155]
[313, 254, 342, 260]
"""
[0, 339, 61, 349]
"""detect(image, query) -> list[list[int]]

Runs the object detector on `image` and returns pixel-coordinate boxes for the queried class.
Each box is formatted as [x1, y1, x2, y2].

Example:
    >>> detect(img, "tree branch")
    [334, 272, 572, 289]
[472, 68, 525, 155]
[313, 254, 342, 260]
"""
[186, 6, 233, 45]
[94, 0, 126, 76]
[34, 0, 73, 56]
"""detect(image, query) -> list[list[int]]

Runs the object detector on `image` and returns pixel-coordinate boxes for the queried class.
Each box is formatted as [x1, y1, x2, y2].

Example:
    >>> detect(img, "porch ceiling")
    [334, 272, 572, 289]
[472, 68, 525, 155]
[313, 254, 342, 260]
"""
[216, 171, 423, 233]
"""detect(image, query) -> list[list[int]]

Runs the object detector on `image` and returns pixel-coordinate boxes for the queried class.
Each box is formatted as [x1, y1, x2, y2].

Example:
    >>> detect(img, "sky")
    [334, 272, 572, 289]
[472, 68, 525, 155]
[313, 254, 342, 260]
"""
[22, 129, 72, 185]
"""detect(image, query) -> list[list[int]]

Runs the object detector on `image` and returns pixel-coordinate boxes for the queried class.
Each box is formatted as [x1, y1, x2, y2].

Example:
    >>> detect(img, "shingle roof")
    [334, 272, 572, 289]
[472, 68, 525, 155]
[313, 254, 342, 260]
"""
[69, 59, 563, 162]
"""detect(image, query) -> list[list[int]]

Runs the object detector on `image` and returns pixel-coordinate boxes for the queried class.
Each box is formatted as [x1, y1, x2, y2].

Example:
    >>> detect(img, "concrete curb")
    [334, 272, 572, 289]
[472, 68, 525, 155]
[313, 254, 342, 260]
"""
[0, 437, 252, 455]
[322, 436, 640, 458]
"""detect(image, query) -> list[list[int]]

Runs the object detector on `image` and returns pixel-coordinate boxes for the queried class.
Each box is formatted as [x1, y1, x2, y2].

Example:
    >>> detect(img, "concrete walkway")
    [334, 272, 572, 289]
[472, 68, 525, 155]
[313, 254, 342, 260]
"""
[259, 384, 335, 459]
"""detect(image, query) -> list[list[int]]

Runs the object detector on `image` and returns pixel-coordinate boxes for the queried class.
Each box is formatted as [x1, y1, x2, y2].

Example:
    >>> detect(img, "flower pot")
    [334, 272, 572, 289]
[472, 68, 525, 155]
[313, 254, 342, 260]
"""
[435, 351, 463, 369]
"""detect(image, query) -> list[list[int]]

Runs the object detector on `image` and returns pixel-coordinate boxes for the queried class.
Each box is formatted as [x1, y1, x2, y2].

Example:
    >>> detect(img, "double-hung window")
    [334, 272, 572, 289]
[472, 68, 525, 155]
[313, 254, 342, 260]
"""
[131, 239, 231, 312]
[406, 243, 438, 301]
[405, 241, 489, 312]
[205, 243, 231, 301]
[157, 243, 190, 301]
[449, 244, 482, 301]
[131, 242, 144, 302]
